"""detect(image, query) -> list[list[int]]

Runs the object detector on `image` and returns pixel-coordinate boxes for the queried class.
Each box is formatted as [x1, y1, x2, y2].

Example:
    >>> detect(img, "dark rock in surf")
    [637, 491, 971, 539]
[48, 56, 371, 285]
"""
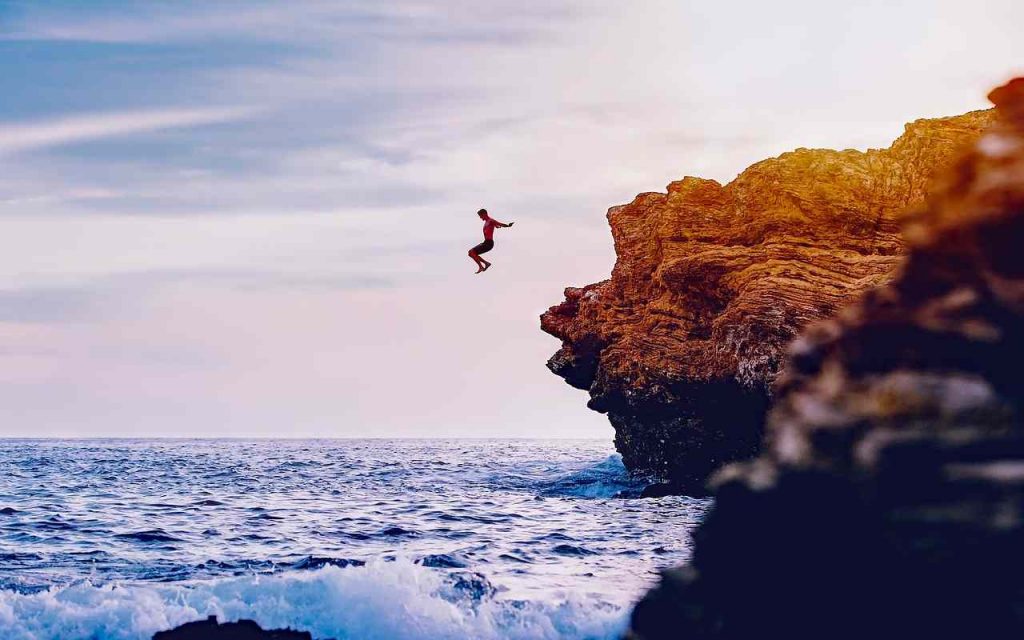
[627, 77, 1024, 639]
[638, 483, 676, 499]
[153, 616, 312, 640]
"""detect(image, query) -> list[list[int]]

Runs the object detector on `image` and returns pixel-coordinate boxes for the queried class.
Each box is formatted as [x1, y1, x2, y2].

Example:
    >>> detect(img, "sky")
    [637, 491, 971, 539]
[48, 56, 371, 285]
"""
[1, 1, 1022, 438]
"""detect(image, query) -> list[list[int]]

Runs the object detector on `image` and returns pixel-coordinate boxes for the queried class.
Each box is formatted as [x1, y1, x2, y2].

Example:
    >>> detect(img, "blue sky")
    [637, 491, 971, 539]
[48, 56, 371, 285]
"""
[1, 0, 1022, 437]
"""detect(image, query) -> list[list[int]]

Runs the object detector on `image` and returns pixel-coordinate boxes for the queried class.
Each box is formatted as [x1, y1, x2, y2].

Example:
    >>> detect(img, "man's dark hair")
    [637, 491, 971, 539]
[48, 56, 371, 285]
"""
[477, 208, 487, 216]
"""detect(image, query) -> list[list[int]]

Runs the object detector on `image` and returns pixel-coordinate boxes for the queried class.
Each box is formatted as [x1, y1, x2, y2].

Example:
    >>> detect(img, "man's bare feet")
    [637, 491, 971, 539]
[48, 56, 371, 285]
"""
[475, 265, 484, 274]
[482, 263, 491, 272]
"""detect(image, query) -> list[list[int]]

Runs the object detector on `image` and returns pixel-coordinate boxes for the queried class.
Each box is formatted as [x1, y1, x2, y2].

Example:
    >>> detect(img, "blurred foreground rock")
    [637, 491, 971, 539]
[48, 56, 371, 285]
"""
[628, 77, 1024, 639]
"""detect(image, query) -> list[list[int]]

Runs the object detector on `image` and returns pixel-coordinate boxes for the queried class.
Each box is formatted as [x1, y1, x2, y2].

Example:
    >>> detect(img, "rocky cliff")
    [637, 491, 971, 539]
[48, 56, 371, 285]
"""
[627, 77, 1024, 639]
[542, 109, 994, 493]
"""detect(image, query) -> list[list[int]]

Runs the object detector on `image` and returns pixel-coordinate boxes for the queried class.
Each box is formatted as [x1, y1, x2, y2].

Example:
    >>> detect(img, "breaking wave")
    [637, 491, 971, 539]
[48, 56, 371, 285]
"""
[0, 439, 711, 639]
[0, 560, 627, 640]
[538, 454, 647, 498]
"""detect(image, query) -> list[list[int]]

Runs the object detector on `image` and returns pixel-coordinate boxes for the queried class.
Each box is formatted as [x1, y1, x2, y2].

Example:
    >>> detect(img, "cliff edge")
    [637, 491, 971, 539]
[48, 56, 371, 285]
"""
[541, 108, 994, 493]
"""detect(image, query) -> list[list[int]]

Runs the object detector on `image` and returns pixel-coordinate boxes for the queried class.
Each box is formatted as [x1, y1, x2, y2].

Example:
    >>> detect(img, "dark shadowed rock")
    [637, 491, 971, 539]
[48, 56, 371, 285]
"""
[153, 616, 314, 640]
[627, 77, 1024, 640]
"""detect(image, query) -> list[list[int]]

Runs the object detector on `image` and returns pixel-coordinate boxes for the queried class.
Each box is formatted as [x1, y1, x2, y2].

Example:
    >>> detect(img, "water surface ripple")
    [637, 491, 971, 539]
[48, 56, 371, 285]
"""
[0, 439, 709, 640]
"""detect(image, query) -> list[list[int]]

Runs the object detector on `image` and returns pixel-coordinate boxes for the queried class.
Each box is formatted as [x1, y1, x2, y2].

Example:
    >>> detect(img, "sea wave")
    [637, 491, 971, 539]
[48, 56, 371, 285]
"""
[0, 440, 705, 639]
[538, 454, 647, 498]
[0, 559, 628, 640]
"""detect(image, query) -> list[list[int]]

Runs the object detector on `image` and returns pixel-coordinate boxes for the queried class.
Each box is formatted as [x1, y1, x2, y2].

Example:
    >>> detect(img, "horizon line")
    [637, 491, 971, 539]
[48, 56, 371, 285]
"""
[0, 435, 611, 441]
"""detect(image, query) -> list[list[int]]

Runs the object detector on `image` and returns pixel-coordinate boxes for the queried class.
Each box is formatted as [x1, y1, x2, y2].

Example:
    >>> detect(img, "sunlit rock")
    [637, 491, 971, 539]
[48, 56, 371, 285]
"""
[542, 108, 994, 494]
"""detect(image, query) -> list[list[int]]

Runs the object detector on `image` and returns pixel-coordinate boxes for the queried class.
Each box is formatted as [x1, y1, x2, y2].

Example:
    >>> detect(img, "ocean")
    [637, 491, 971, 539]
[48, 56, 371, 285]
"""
[0, 439, 709, 639]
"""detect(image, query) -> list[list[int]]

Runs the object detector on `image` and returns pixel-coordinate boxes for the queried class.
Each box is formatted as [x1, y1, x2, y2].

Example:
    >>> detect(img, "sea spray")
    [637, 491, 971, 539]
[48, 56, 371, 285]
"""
[0, 439, 709, 639]
[0, 561, 628, 640]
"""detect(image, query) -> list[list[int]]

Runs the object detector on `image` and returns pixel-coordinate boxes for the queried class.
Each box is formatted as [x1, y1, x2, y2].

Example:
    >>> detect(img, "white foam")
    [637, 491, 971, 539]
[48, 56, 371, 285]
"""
[0, 560, 628, 640]
[541, 454, 644, 498]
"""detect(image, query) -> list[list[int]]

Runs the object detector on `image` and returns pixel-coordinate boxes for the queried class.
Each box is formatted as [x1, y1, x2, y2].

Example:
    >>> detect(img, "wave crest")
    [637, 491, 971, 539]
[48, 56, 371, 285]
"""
[539, 454, 646, 499]
[0, 560, 626, 640]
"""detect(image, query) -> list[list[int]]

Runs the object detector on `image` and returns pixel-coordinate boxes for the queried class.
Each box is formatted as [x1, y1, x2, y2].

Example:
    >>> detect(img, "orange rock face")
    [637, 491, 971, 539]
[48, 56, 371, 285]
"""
[627, 77, 1024, 640]
[541, 109, 994, 493]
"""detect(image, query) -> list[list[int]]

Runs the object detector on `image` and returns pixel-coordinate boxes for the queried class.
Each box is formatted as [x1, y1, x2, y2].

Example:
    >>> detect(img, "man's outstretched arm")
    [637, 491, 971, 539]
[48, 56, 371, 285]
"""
[493, 219, 515, 228]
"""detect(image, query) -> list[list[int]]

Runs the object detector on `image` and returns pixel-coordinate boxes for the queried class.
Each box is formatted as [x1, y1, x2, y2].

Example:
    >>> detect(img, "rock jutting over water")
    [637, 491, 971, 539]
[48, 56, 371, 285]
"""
[627, 77, 1024, 639]
[541, 107, 994, 494]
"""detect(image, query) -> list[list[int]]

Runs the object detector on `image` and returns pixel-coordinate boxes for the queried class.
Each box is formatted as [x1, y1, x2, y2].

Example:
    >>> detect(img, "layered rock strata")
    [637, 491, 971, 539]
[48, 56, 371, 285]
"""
[628, 77, 1024, 639]
[542, 109, 994, 493]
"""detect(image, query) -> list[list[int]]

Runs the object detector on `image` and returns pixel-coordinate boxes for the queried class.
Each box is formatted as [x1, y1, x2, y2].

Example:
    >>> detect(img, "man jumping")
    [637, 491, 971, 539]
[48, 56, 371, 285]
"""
[468, 208, 514, 273]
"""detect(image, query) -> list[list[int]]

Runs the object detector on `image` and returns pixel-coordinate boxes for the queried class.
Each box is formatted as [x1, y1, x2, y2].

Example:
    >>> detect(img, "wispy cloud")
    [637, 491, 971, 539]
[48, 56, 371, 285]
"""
[1, 1, 575, 45]
[0, 287, 97, 323]
[0, 107, 258, 156]
[1, 0, 1022, 437]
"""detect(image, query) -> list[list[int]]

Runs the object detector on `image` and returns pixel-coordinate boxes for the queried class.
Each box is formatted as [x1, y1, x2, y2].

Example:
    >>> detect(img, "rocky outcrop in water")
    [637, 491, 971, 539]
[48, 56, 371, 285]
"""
[153, 616, 313, 640]
[627, 77, 1024, 639]
[541, 108, 994, 494]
